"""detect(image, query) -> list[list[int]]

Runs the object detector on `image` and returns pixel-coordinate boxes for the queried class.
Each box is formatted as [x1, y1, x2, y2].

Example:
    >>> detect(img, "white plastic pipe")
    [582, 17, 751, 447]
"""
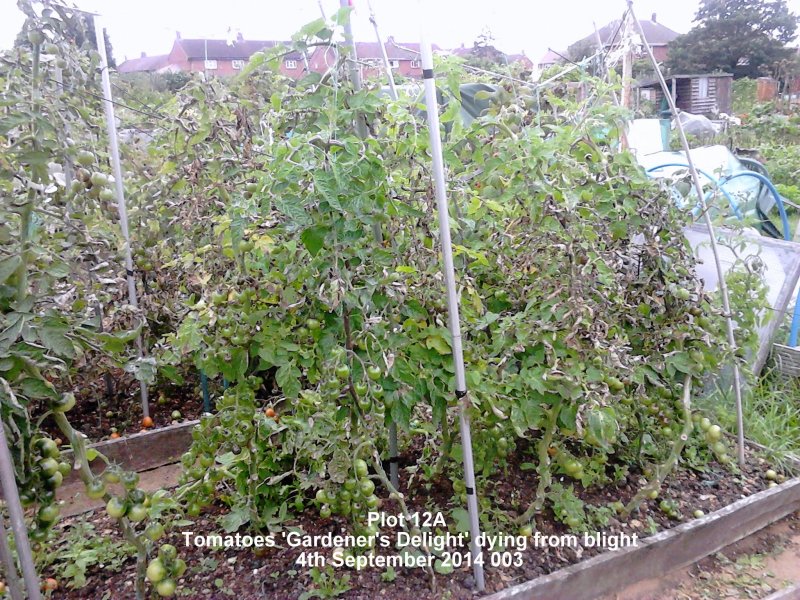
[94, 16, 150, 418]
[0, 419, 40, 600]
[419, 26, 485, 592]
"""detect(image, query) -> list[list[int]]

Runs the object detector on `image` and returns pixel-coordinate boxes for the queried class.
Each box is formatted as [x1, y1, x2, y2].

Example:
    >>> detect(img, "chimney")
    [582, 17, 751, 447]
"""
[237, 32, 244, 42]
[175, 31, 181, 39]
[140, 52, 146, 58]
[651, 13, 657, 22]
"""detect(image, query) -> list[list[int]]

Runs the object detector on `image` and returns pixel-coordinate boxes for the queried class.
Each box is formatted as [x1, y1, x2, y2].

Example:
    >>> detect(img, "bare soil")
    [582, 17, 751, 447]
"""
[44, 439, 793, 600]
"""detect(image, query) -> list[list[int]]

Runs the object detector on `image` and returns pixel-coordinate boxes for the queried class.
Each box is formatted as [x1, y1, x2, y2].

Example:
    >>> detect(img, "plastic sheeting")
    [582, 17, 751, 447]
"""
[685, 224, 800, 374]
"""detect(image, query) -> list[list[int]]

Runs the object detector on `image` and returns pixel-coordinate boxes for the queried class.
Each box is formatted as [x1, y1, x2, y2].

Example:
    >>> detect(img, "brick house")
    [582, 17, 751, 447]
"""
[308, 37, 428, 79]
[163, 33, 306, 78]
[570, 14, 680, 62]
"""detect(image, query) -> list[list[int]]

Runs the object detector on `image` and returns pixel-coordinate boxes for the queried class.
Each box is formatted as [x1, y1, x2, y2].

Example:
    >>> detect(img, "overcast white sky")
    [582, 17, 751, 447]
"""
[2, 0, 800, 63]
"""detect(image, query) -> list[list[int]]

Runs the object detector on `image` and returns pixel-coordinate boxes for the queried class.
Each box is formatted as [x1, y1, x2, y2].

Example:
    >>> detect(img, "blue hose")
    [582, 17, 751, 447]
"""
[719, 172, 791, 242]
[646, 163, 743, 220]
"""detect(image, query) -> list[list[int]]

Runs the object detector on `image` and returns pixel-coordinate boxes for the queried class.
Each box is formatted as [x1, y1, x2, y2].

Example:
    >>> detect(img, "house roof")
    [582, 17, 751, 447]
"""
[507, 53, 533, 67]
[353, 38, 438, 61]
[118, 54, 170, 73]
[174, 38, 303, 60]
[537, 49, 563, 65]
[573, 16, 680, 50]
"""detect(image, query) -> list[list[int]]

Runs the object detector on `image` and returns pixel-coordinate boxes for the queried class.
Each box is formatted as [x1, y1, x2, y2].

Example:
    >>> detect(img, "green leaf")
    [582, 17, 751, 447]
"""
[275, 363, 301, 399]
[424, 334, 451, 355]
[300, 225, 329, 257]
[220, 506, 250, 533]
[20, 376, 57, 399]
[38, 323, 75, 359]
[0, 255, 21, 285]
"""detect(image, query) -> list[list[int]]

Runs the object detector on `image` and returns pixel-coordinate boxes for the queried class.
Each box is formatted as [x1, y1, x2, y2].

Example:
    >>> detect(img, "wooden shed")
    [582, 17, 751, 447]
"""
[637, 73, 733, 117]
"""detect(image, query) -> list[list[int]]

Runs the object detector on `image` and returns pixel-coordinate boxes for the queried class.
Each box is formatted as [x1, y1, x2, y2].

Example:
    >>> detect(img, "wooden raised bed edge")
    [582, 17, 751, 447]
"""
[487, 473, 800, 600]
[62, 419, 199, 484]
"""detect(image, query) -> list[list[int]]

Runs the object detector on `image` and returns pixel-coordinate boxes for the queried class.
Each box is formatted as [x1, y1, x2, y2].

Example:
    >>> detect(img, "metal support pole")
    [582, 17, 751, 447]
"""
[0, 514, 24, 600]
[419, 27, 485, 592]
[628, 1, 746, 467]
[0, 419, 41, 600]
[94, 16, 150, 418]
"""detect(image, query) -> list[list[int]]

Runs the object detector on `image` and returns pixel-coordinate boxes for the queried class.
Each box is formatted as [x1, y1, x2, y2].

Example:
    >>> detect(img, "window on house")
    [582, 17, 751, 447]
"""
[698, 77, 709, 99]
[388, 59, 400, 69]
[204, 59, 217, 70]
[232, 60, 244, 70]
[285, 59, 298, 69]
[410, 60, 421, 68]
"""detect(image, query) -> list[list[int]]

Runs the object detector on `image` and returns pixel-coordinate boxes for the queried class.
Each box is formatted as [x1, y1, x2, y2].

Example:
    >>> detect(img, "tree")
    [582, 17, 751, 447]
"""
[462, 28, 509, 72]
[15, 7, 115, 67]
[667, 0, 798, 78]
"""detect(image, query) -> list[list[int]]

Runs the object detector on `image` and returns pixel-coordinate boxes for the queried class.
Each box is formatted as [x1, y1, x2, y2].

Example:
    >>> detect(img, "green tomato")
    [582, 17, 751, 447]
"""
[156, 578, 177, 597]
[85, 478, 107, 500]
[354, 382, 369, 397]
[173, 558, 187, 578]
[39, 458, 59, 477]
[693, 509, 705, 518]
[106, 497, 128, 519]
[99, 188, 115, 202]
[38, 504, 59, 525]
[765, 469, 778, 481]
[186, 503, 201, 517]
[519, 525, 533, 537]
[159, 544, 178, 563]
[58, 462, 71, 477]
[77, 150, 95, 166]
[27, 30, 45, 45]
[700, 418, 711, 431]
[103, 470, 121, 484]
[706, 425, 722, 442]
[306, 318, 321, 331]
[335, 365, 350, 380]
[129, 488, 147, 505]
[90, 172, 109, 187]
[171, 410, 182, 420]
[44, 472, 63, 490]
[320, 505, 332, 518]
[367, 366, 382, 381]
[145, 522, 166, 541]
[315, 489, 330, 504]
[565, 516, 581, 529]
[359, 479, 375, 496]
[354, 459, 369, 478]
[147, 558, 167, 583]
[127, 504, 148, 523]
[120, 471, 140, 490]
[365, 494, 379, 509]
[344, 479, 357, 493]
[37, 438, 59, 459]
[372, 385, 384, 399]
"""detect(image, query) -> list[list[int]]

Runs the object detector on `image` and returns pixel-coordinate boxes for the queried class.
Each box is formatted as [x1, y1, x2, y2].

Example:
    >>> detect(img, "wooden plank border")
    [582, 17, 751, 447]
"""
[487, 477, 800, 600]
[62, 420, 198, 483]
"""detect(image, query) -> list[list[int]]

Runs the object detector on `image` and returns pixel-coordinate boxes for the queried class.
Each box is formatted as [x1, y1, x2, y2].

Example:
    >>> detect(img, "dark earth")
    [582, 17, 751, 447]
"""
[45, 433, 787, 600]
